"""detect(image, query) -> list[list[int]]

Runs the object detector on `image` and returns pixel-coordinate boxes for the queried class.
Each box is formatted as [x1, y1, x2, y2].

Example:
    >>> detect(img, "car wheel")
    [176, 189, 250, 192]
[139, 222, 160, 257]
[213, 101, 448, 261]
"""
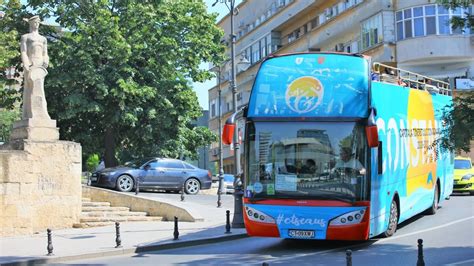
[425, 183, 439, 215]
[116, 175, 134, 192]
[184, 178, 200, 195]
[383, 199, 398, 238]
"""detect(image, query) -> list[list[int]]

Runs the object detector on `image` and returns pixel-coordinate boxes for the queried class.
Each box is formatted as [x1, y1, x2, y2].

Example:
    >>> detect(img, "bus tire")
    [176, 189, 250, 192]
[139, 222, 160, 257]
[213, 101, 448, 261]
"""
[383, 199, 398, 238]
[426, 182, 439, 215]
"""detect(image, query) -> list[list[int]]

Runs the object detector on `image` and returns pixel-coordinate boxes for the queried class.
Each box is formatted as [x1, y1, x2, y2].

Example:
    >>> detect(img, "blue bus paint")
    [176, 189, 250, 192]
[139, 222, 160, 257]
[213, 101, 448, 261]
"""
[248, 54, 369, 119]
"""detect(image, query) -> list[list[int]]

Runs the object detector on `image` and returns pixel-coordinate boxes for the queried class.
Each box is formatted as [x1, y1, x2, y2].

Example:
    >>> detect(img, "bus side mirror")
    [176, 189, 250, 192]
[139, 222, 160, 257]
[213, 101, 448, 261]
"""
[222, 123, 235, 145]
[366, 125, 379, 148]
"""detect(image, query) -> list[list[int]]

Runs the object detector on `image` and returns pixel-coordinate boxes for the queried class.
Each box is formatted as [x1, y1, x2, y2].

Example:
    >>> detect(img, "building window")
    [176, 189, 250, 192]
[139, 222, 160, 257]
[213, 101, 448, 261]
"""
[211, 100, 216, 118]
[413, 7, 424, 36]
[360, 13, 382, 50]
[311, 17, 319, 29]
[438, 5, 450, 35]
[425, 5, 436, 35]
[252, 42, 260, 63]
[260, 37, 267, 58]
[396, 4, 471, 41]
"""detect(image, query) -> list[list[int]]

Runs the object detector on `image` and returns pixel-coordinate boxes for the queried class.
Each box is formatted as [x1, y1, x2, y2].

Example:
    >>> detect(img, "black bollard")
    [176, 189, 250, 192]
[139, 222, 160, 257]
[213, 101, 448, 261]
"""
[46, 228, 54, 256]
[173, 216, 179, 240]
[225, 210, 231, 234]
[262, 263, 270, 266]
[180, 183, 185, 201]
[135, 177, 140, 195]
[417, 239, 425, 266]
[346, 249, 352, 266]
[115, 222, 122, 248]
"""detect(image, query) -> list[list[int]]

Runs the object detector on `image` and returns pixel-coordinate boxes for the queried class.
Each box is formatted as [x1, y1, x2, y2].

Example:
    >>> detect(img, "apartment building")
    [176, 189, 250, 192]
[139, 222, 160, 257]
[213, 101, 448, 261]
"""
[208, 0, 474, 173]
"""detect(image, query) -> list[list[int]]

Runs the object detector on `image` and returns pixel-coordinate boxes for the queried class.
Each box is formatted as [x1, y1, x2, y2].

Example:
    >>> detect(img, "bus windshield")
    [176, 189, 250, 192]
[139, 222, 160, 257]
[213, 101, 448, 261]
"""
[245, 121, 369, 202]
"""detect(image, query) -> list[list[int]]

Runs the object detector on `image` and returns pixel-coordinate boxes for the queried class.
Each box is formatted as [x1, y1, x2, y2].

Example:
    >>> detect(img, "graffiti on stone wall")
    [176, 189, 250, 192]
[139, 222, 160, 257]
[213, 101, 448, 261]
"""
[37, 176, 61, 194]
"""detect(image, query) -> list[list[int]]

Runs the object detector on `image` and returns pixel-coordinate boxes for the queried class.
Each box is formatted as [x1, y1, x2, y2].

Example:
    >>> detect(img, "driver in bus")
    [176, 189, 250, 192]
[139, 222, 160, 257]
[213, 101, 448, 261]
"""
[334, 147, 366, 175]
[301, 159, 317, 174]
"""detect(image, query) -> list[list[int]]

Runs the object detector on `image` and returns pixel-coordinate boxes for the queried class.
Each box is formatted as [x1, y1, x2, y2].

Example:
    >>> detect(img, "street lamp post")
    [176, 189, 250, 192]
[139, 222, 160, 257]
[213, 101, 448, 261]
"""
[212, 0, 245, 228]
[211, 64, 225, 208]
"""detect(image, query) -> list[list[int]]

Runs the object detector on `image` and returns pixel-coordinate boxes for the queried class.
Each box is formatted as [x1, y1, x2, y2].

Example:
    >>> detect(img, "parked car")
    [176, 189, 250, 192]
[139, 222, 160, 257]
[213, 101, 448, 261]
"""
[453, 156, 474, 195]
[222, 174, 235, 194]
[90, 158, 212, 195]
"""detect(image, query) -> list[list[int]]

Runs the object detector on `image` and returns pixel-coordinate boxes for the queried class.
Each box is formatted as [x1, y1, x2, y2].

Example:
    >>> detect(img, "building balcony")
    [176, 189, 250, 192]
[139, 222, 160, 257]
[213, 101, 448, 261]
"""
[396, 35, 473, 66]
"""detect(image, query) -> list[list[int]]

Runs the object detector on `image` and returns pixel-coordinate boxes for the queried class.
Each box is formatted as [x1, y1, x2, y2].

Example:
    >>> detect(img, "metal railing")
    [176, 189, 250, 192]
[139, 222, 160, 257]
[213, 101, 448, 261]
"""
[373, 62, 451, 96]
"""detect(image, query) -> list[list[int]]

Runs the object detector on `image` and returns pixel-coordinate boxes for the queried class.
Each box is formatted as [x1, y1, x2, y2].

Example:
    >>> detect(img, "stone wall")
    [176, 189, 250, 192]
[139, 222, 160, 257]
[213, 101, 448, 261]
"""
[82, 186, 201, 222]
[0, 140, 82, 236]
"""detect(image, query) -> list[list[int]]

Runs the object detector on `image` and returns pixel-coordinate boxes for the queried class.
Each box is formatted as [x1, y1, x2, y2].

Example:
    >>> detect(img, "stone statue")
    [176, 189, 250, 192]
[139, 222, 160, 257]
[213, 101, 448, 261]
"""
[20, 16, 50, 120]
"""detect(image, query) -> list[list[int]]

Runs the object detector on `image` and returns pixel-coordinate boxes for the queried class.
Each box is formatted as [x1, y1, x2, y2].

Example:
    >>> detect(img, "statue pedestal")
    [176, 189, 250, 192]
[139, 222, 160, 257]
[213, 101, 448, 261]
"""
[0, 119, 82, 237]
[9, 119, 59, 141]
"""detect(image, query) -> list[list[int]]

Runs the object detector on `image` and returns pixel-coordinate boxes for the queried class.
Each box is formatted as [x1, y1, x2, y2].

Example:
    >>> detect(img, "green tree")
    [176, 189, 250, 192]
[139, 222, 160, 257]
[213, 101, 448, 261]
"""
[441, 92, 474, 154]
[438, 0, 473, 31]
[26, 0, 222, 166]
[437, 0, 474, 153]
[0, 0, 28, 142]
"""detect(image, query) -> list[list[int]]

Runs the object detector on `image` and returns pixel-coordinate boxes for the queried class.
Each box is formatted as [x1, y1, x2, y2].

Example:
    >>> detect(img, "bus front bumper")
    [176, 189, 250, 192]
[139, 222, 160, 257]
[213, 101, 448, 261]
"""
[243, 201, 370, 241]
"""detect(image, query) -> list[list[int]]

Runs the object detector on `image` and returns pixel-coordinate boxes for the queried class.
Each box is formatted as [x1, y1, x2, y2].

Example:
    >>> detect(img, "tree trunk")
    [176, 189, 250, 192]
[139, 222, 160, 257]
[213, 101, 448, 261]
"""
[104, 127, 118, 167]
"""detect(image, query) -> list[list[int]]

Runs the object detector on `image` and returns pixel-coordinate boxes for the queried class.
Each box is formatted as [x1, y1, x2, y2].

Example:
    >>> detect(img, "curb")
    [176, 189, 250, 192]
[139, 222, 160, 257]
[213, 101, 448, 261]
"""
[1, 233, 248, 266]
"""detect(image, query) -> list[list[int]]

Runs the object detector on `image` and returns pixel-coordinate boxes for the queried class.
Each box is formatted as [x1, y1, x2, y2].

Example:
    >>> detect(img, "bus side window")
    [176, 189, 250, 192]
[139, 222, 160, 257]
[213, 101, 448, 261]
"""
[378, 141, 383, 175]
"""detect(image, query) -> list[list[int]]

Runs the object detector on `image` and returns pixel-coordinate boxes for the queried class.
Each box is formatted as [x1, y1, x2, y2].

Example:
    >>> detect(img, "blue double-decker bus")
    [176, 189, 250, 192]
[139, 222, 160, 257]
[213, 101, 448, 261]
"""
[227, 52, 453, 240]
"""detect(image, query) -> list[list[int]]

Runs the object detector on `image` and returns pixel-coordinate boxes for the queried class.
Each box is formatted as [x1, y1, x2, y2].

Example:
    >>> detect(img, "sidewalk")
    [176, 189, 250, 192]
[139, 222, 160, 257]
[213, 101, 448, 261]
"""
[0, 190, 247, 265]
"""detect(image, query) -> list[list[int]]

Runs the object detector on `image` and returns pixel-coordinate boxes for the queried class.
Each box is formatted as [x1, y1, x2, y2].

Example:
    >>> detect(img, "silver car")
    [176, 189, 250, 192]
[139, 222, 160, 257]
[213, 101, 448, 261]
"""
[90, 158, 212, 195]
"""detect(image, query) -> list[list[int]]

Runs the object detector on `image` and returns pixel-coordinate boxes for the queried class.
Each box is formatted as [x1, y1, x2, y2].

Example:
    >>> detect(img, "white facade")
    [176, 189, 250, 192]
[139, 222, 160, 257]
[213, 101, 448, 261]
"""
[208, 0, 474, 172]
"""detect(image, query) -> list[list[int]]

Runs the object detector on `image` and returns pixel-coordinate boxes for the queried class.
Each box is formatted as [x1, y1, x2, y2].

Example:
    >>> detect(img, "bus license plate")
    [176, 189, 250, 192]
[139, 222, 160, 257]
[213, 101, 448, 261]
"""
[288, 229, 315, 239]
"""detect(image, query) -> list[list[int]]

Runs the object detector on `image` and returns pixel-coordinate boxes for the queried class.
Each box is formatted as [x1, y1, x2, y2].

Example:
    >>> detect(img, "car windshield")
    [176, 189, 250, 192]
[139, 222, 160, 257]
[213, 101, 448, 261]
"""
[245, 121, 369, 202]
[124, 158, 153, 169]
[454, 159, 472, 169]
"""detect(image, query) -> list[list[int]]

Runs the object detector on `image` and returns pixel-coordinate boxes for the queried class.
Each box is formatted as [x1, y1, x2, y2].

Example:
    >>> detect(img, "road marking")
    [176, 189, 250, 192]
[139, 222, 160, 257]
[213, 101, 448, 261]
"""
[377, 216, 474, 243]
[267, 216, 474, 264]
[444, 258, 474, 266]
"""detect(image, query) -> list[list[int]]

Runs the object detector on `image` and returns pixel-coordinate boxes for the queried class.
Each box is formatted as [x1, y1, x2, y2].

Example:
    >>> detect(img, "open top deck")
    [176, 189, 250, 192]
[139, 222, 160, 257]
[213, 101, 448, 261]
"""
[372, 62, 451, 95]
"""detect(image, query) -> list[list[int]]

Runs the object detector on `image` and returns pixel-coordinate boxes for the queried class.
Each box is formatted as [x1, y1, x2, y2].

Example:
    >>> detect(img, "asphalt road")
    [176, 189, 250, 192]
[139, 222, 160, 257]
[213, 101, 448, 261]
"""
[59, 194, 474, 266]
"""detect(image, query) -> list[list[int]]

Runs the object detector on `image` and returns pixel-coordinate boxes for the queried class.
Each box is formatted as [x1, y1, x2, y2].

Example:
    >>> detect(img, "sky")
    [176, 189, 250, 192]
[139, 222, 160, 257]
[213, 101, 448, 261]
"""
[194, 0, 243, 111]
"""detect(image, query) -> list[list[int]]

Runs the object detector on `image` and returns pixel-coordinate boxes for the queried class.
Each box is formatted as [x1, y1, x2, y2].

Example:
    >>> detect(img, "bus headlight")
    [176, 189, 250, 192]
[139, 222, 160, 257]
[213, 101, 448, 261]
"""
[245, 206, 275, 224]
[329, 209, 366, 226]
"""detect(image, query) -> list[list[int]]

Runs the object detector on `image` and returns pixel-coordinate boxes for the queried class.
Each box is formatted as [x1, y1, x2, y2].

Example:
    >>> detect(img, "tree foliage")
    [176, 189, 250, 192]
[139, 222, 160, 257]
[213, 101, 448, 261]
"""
[11, 0, 223, 166]
[441, 92, 474, 154]
[0, 1, 27, 142]
[438, 0, 474, 31]
[437, 0, 474, 153]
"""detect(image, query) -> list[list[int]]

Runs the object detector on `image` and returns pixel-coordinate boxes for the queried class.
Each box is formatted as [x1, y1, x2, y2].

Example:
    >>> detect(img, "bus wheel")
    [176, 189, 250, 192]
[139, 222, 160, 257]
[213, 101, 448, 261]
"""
[383, 200, 398, 238]
[426, 183, 439, 215]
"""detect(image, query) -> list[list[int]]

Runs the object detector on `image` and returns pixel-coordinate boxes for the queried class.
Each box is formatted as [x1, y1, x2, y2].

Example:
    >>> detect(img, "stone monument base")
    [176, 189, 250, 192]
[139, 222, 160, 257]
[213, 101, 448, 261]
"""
[0, 138, 82, 237]
[9, 119, 59, 141]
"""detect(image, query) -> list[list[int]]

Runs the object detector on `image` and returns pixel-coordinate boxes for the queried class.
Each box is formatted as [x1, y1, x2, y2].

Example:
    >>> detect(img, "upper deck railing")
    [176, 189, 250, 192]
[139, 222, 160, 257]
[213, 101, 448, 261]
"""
[372, 62, 451, 96]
